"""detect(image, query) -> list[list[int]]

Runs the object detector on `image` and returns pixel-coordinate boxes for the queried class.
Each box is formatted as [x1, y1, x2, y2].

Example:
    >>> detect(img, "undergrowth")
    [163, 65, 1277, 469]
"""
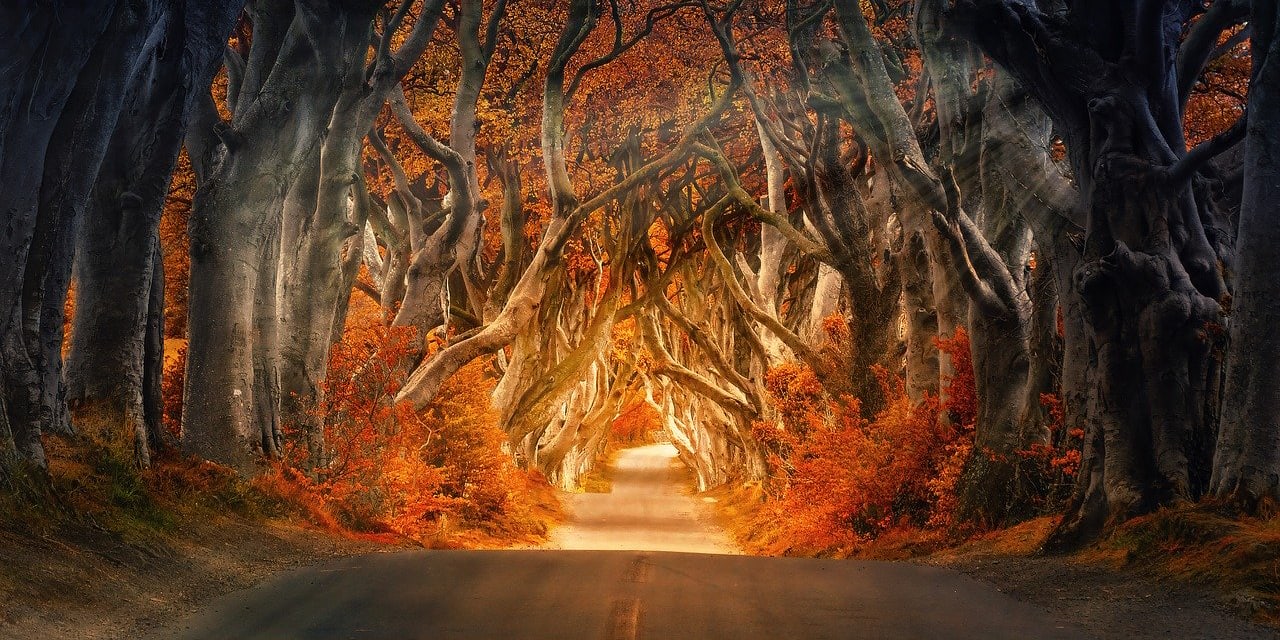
[1089, 505, 1280, 623]
[1, 435, 281, 543]
[738, 323, 1082, 557]
[253, 311, 562, 547]
[5, 296, 562, 551]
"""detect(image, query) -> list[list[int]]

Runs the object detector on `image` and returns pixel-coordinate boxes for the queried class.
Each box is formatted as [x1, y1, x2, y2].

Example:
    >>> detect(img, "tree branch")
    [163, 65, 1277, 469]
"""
[1167, 110, 1248, 185]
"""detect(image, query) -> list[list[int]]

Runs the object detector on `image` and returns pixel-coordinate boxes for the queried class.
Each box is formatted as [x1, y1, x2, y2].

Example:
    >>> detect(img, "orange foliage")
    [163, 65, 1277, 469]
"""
[757, 330, 978, 552]
[926, 330, 977, 529]
[1184, 25, 1249, 147]
[935, 328, 977, 428]
[764, 363, 827, 436]
[1020, 393, 1082, 478]
[257, 299, 552, 544]
[1006, 392, 1084, 513]
[161, 343, 187, 442]
[160, 150, 194, 338]
[611, 401, 661, 446]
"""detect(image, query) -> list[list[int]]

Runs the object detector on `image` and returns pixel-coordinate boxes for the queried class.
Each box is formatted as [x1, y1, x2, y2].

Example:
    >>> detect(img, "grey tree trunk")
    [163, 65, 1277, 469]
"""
[391, 0, 501, 335]
[1, 3, 130, 468]
[0, 0, 240, 472]
[960, 0, 1234, 546]
[1211, 0, 1280, 509]
[276, 0, 445, 449]
[183, 1, 375, 471]
[67, 0, 240, 467]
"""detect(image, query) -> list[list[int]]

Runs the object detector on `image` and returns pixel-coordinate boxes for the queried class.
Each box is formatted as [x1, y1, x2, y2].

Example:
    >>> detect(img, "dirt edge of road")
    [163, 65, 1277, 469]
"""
[0, 512, 399, 640]
[927, 518, 1278, 640]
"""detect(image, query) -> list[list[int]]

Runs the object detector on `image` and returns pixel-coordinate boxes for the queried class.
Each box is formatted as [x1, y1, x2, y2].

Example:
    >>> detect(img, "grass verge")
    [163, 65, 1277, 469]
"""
[0, 434, 561, 639]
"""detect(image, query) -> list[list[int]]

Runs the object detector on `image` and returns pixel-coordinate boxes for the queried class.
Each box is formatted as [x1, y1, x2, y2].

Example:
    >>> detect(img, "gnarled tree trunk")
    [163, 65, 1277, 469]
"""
[183, 1, 376, 470]
[68, 2, 240, 466]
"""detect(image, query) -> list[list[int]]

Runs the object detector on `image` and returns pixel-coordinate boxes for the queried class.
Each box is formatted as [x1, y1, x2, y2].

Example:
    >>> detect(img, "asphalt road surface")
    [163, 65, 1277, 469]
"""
[157, 444, 1090, 640]
[547, 444, 738, 554]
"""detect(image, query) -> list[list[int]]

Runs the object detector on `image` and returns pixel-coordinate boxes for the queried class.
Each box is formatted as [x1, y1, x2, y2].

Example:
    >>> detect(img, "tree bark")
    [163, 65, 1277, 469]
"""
[1211, 0, 1280, 510]
[957, 0, 1230, 546]
[67, 0, 241, 467]
[0, 0, 236, 470]
[183, 1, 375, 470]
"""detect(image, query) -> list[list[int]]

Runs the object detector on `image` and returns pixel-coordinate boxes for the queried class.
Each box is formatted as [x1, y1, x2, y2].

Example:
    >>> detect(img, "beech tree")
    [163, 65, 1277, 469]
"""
[950, 0, 1240, 545]
[1, 1, 242, 472]
[389, 0, 506, 335]
[182, 0, 443, 470]
[1212, 0, 1280, 509]
[275, 0, 445, 452]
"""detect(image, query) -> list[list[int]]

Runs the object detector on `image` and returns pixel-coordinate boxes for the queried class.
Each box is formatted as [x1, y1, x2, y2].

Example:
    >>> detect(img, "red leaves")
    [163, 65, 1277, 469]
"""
[263, 301, 534, 542]
[1015, 393, 1083, 480]
[764, 363, 828, 438]
[756, 329, 979, 550]
[934, 328, 977, 430]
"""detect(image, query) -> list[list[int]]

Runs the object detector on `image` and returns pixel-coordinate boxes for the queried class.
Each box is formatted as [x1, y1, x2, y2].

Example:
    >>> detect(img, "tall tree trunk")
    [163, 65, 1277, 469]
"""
[0, 5, 117, 468]
[277, 0, 444, 448]
[899, 232, 939, 402]
[67, 1, 240, 466]
[183, 1, 374, 470]
[959, 0, 1231, 546]
[0, 0, 215, 470]
[1211, 0, 1280, 509]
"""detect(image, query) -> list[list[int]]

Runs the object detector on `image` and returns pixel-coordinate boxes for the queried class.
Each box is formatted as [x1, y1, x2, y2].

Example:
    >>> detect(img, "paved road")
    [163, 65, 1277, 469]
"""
[547, 444, 737, 554]
[157, 445, 1090, 640]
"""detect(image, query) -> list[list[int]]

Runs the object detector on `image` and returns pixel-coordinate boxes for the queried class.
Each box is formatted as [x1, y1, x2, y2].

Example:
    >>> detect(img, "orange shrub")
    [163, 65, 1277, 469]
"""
[1010, 393, 1084, 512]
[264, 304, 540, 543]
[760, 330, 978, 550]
[764, 363, 828, 437]
[935, 328, 976, 428]
[926, 329, 977, 528]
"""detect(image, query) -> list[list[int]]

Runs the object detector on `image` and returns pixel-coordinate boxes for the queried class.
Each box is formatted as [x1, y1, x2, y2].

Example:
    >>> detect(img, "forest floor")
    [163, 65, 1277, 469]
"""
[932, 517, 1280, 640]
[0, 435, 561, 640]
[708, 483, 1280, 639]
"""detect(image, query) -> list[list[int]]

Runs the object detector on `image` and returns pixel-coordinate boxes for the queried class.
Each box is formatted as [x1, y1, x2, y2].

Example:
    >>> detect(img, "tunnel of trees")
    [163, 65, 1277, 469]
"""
[2, 0, 1277, 550]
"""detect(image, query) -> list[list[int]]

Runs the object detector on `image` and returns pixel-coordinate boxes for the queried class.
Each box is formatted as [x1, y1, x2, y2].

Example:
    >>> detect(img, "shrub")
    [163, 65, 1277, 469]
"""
[759, 328, 978, 551]
[262, 306, 543, 544]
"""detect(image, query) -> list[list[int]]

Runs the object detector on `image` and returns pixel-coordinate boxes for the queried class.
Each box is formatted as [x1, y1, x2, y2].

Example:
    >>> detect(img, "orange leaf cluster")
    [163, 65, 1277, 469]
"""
[757, 330, 978, 551]
[611, 401, 661, 446]
[259, 299, 541, 543]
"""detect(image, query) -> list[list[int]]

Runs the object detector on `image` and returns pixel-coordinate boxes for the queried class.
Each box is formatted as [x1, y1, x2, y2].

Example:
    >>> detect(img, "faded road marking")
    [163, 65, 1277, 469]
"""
[605, 597, 641, 640]
[624, 555, 652, 583]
